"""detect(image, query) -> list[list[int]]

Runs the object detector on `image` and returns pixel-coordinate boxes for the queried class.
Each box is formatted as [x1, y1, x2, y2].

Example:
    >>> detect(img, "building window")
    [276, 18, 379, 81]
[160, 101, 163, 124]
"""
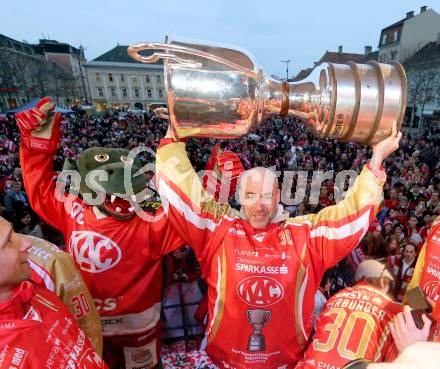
[95, 73, 100, 81]
[123, 89, 128, 97]
[111, 88, 116, 97]
[157, 75, 161, 84]
[121, 74, 125, 82]
[158, 89, 163, 98]
[132, 75, 137, 83]
[390, 50, 397, 60]
[147, 89, 152, 98]
[98, 88, 104, 97]
[146, 75, 150, 84]
[134, 89, 140, 98]
[393, 30, 399, 42]
[382, 34, 387, 45]
[108, 73, 113, 82]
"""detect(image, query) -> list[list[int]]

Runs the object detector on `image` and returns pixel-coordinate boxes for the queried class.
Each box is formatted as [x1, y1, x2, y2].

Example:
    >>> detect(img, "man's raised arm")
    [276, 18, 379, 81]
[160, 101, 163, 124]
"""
[289, 122, 402, 269]
[155, 126, 235, 256]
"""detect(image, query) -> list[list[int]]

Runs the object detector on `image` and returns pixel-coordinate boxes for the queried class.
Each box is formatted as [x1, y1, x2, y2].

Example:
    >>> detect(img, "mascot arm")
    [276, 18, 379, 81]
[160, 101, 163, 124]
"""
[19, 147, 66, 231]
[15, 97, 61, 154]
[17, 98, 66, 231]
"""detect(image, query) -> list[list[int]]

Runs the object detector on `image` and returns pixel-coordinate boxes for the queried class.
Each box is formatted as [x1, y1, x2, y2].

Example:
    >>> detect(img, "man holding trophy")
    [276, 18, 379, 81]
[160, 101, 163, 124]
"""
[129, 39, 406, 368]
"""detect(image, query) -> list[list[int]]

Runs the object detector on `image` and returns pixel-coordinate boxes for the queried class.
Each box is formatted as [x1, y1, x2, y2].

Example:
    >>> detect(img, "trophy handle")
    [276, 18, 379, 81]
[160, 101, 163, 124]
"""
[264, 311, 271, 326]
[246, 310, 252, 324]
[153, 107, 169, 120]
[128, 42, 259, 79]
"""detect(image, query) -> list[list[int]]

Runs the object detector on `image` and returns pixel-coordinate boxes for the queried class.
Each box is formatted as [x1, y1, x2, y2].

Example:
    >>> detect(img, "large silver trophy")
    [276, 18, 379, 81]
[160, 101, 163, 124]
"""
[128, 39, 407, 144]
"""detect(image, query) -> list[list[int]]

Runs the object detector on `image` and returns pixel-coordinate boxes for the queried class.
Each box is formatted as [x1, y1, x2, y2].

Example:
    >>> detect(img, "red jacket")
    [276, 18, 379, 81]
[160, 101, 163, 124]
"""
[0, 282, 107, 369]
[20, 146, 184, 338]
[296, 282, 401, 368]
[156, 141, 385, 369]
[386, 255, 417, 302]
[408, 216, 440, 341]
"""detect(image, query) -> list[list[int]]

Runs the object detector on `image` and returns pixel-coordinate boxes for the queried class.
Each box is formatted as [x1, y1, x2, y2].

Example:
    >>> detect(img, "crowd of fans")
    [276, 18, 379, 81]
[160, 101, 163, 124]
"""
[0, 110, 439, 337]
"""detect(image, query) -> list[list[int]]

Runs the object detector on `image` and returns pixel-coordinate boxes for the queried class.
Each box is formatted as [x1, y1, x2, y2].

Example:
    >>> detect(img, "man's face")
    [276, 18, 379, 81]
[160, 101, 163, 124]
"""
[403, 245, 416, 263]
[0, 218, 32, 295]
[424, 214, 432, 224]
[389, 239, 398, 252]
[408, 217, 418, 228]
[13, 168, 22, 179]
[11, 182, 21, 193]
[390, 189, 398, 199]
[417, 202, 426, 212]
[240, 169, 280, 229]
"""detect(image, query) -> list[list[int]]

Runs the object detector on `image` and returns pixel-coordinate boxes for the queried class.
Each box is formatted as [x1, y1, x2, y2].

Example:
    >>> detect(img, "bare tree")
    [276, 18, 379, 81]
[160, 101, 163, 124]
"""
[403, 44, 440, 128]
[0, 46, 79, 109]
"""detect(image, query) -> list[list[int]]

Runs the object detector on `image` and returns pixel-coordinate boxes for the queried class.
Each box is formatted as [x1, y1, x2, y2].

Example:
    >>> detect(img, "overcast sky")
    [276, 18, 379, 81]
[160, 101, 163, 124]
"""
[2, 1, 438, 78]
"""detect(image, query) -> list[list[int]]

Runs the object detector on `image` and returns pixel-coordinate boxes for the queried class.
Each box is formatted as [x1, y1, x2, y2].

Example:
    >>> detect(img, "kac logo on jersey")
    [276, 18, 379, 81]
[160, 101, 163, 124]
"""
[69, 231, 122, 273]
[424, 280, 440, 302]
[237, 276, 284, 307]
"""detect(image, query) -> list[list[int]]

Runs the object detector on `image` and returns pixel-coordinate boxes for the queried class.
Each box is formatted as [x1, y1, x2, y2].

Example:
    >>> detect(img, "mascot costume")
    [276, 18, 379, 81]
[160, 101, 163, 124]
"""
[16, 98, 184, 369]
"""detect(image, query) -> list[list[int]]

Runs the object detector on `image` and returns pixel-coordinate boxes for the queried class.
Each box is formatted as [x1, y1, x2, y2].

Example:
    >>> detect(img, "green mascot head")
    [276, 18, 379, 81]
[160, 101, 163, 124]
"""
[63, 147, 148, 220]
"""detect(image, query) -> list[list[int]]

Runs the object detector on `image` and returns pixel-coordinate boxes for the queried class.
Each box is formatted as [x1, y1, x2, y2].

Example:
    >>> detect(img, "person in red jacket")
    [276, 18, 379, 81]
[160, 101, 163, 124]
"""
[155, 122, 402, 369]
[0, 216, 107, 369]
[15, 98, 184, 368]
[384, 188, 400, 210]
[406, 215, 440, 342]
[296, 260, 402, 369]
[386, 241, 418, 302]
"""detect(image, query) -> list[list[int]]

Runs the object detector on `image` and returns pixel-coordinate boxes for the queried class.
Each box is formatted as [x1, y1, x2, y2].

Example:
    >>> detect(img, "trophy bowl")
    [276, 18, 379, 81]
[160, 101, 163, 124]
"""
[128, 38, 407, 145]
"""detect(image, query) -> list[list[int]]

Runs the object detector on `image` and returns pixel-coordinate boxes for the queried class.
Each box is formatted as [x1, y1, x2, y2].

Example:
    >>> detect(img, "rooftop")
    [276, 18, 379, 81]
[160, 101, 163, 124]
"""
[293, 48, 376, 81]
[404, 40, 440, 67]
[92, 45, 163, 65]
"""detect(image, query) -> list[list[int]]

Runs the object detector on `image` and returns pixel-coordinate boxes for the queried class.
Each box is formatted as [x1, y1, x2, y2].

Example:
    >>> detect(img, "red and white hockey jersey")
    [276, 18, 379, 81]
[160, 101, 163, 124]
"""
[0, 282, 107, 369]
[296, 282, 401, 369]
[156, 140, 385, 369]
[407, 216, 440, 341]
[20, 147, 184, 338]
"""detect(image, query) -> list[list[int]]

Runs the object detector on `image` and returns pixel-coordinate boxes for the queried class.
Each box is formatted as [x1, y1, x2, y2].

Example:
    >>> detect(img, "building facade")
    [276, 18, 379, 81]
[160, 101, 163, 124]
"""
[34, 39, 90, 103]
[0, 34, 40, 110]
[378, 6, 440, 63]
[85, 46, 166, 112]
[403, 38, 440, 127]
[0, 34, 88, 111]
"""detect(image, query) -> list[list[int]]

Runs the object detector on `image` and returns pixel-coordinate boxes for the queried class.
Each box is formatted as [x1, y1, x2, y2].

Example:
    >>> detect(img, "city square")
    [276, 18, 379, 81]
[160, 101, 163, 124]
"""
[0, 1, 440, 368]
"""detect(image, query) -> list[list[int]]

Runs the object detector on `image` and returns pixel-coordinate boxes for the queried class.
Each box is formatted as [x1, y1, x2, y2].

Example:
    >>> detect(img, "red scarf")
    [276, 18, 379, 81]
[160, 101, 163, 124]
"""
[0, 282, 34, 320]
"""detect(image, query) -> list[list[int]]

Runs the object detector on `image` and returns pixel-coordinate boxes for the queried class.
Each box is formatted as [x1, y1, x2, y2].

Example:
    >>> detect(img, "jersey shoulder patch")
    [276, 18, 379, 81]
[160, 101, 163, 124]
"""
[140, 200, 163, 213]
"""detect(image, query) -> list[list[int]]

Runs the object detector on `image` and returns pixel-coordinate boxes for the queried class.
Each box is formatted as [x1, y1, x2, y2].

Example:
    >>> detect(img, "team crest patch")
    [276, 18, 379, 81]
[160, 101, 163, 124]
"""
[69, 231, 122, 273]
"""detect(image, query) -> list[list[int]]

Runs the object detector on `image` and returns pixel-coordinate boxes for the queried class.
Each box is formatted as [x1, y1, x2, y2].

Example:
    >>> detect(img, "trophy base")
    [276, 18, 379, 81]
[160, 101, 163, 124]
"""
[247, 335, 266, 352]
